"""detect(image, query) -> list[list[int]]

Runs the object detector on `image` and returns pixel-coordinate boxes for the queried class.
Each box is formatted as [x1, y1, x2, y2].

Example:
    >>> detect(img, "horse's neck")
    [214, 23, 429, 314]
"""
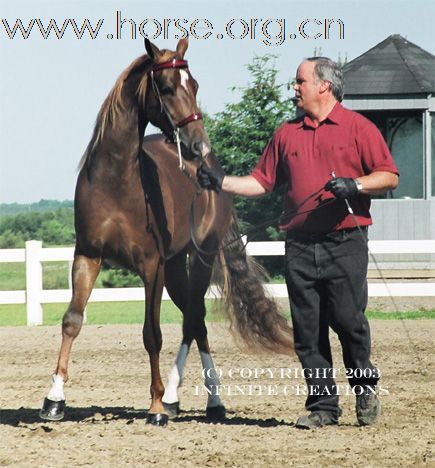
[95, 91, 147, 171]
[105, 114, 144, 159]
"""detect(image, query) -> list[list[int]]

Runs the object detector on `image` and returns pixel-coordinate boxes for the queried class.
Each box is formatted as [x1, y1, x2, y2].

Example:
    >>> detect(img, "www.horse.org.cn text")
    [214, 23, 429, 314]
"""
[1, 12, 345, 45]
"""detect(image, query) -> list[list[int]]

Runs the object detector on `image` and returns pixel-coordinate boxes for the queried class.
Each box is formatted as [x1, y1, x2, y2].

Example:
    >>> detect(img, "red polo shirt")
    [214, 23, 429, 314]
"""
[251, 103, 399, 233]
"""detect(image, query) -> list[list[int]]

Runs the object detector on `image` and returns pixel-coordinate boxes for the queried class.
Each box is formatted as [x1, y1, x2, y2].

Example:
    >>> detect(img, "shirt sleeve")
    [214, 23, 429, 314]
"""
[358, 119, 400, 176]
[251, 132, 284, 192]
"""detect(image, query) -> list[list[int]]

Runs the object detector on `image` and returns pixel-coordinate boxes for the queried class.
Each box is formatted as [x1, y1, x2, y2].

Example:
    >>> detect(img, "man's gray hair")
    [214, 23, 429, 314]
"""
[306, 57, 344, 102]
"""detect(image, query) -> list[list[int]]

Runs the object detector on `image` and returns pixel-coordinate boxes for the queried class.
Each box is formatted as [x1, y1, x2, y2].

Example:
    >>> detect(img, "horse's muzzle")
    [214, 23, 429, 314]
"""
[191, 140, 210, 160]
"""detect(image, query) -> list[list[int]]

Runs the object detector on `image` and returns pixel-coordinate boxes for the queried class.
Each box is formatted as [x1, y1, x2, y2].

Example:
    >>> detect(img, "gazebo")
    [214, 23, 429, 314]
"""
[342, 34, 435, 246]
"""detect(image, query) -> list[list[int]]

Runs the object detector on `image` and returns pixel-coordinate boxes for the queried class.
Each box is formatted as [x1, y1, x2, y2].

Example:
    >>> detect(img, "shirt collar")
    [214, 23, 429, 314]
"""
[325, 102, 343, 124]
[298, 102, 343, 129]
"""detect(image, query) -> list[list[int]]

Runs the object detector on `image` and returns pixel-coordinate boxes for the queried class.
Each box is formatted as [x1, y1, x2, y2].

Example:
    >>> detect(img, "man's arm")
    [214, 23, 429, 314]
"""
[196, 165, 267, 197]
[356, 171, 399, 196]
[221, 175, 267, 197]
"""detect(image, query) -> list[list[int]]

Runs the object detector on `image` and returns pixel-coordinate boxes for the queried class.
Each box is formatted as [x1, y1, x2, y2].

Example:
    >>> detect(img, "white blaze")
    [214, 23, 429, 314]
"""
[179, 69, 189, 92]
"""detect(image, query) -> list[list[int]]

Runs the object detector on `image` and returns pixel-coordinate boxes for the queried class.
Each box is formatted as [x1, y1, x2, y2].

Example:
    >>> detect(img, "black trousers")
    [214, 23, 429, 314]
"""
[285, 228, 379, 417]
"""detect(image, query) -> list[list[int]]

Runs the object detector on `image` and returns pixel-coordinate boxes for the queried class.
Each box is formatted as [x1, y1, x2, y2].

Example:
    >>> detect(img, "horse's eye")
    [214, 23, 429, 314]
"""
[160, 86, 174, 96]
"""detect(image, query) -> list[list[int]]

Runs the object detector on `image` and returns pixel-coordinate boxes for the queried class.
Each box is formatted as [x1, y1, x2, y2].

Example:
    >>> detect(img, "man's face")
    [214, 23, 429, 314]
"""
[293, 61, 321, 112]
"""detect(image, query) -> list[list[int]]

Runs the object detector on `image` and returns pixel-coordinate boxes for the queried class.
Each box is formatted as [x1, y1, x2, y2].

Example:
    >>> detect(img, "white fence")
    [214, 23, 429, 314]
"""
[1, 240, 434, 326]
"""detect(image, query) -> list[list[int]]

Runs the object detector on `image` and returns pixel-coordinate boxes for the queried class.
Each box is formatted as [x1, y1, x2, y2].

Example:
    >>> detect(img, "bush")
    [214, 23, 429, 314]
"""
[100, 267, 143, 288]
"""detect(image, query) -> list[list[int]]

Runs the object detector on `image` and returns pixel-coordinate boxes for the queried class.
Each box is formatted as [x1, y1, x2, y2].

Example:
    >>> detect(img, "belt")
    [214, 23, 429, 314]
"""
[286, 226, 368, 242]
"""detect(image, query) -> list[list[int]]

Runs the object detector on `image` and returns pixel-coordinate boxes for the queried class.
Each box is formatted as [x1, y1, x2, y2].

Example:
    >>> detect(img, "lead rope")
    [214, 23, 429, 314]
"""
[186, 174, 336, 263]
[345, 201, 426, 376]
[174, 128, 185, 171]
[183, 160, 339, 258]
[184, 161, 424, 373]
[333, 172, 426, 376]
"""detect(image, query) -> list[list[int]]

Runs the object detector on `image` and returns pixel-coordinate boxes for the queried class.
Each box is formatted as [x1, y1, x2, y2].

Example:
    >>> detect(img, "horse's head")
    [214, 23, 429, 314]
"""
[144, 38, 210, 162]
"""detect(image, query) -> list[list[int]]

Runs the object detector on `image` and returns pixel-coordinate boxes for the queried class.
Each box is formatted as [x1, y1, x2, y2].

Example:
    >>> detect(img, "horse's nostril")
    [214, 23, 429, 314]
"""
[192, 141, 202, 157]
[192, 141, 211, 159]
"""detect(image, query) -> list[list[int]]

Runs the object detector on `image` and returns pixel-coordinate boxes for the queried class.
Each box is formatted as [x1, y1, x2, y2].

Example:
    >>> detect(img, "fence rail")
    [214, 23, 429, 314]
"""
[1, 240, 434, 326]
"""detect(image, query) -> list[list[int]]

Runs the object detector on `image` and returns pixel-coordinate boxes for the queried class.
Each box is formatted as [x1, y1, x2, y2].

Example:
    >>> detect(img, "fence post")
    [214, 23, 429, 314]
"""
[26, 240, 43, 326]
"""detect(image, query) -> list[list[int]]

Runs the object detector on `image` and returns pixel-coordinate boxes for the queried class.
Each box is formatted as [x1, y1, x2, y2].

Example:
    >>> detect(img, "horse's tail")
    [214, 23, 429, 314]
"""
[215, 212, 294, 355]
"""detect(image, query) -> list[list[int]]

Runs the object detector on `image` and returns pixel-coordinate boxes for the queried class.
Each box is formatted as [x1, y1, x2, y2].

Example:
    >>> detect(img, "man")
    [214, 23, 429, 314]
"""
[197, 57, 399, 429]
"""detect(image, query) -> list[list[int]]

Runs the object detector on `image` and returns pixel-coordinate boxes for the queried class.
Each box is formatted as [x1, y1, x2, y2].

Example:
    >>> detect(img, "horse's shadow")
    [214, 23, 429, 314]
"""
[0, 406, 294, 428]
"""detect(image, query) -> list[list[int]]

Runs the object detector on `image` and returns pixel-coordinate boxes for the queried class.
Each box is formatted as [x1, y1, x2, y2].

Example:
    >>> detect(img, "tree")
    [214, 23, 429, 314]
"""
[205, 55, 295, 242]
[0, 208, 75, 248]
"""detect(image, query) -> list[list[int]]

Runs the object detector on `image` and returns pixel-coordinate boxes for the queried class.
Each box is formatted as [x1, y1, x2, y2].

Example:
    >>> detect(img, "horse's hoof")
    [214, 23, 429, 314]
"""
[206, 405, 226, 421]
[163, 401, 180, 419]
[39, 398, 65, 421]
[146, 412, 169, 426]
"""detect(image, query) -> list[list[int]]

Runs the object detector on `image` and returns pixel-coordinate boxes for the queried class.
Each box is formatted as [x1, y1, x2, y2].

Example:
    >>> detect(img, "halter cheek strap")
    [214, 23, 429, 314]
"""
[149, 58, 205, 170]
[149, 59, 203, 129]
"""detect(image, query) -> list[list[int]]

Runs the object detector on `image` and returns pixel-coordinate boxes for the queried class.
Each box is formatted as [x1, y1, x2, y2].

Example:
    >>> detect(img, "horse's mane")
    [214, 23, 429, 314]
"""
[78, 49, 174, 172]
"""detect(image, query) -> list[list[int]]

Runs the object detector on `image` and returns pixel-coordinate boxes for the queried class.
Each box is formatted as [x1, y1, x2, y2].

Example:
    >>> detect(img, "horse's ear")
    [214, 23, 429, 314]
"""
[176, 38, 189, 58]
[144, 38, 161, 61]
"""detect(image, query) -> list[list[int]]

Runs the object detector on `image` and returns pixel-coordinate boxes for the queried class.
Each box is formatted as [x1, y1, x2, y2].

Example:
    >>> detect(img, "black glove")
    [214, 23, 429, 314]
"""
[324, 177, 359, 199]
[196, 164, 225, 193]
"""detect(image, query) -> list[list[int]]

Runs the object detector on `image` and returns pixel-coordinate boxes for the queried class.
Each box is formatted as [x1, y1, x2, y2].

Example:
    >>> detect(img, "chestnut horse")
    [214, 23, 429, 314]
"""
[40, 39, 293, 426]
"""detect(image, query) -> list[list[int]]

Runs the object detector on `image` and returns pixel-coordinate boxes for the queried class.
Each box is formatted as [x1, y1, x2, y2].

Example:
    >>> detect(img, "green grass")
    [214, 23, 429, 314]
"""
[0, 262, 117, 291]
[0, 300, 226, 327]
[0, 262, 72, 290]
[366, 310, 435, 320]
[0, 301, 433, 327]
[1, 262, 434, 325]
[0, 263, 26, 290]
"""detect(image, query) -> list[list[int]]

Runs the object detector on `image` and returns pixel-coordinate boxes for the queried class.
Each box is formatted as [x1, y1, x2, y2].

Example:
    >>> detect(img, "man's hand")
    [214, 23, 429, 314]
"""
[197, 165, 225, 193]
[324, 177, 359, 199]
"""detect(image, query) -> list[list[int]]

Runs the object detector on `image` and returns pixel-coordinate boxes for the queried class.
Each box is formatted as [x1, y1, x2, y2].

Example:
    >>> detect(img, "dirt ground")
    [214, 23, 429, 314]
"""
[0, 319, 433, 467]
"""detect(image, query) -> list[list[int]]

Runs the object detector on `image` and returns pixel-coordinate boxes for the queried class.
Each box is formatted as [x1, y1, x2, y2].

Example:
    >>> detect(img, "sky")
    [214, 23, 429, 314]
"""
[1, 0, 434, 203]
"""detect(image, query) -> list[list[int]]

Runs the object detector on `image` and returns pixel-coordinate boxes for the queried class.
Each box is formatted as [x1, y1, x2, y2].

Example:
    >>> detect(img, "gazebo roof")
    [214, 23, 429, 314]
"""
[343, 34, 435, 96]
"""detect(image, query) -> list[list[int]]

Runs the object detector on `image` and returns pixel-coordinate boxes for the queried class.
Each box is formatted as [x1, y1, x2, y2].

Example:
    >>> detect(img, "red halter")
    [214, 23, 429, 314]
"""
[150, 59, 203, 129]
[151, 59, 188, 72]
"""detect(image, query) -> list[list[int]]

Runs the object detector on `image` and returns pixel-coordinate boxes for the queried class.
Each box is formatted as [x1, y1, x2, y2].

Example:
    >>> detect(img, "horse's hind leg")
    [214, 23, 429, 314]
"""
[162, 252, 191, 418]
[163, 251, 225, 420]
[188, 252, 226, 420]
[40, 254, 101, 421]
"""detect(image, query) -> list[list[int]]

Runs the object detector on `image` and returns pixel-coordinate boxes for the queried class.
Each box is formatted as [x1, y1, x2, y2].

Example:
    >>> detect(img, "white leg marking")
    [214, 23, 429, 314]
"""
[200, 351, 223, 408]
[47, 374, 65, 402]
[163, 343, 189, 404]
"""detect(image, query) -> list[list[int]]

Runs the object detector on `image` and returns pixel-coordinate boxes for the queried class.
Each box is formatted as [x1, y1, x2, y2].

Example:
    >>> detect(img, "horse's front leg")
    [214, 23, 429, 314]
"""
[143, 257, 168, 426]
[40, 254, 101, 421]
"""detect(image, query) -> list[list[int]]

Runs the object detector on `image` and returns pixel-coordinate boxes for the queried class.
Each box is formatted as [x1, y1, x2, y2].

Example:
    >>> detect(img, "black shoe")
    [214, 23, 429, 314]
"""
[356, 392, 381, 426]
[295, 411, 339, 430]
